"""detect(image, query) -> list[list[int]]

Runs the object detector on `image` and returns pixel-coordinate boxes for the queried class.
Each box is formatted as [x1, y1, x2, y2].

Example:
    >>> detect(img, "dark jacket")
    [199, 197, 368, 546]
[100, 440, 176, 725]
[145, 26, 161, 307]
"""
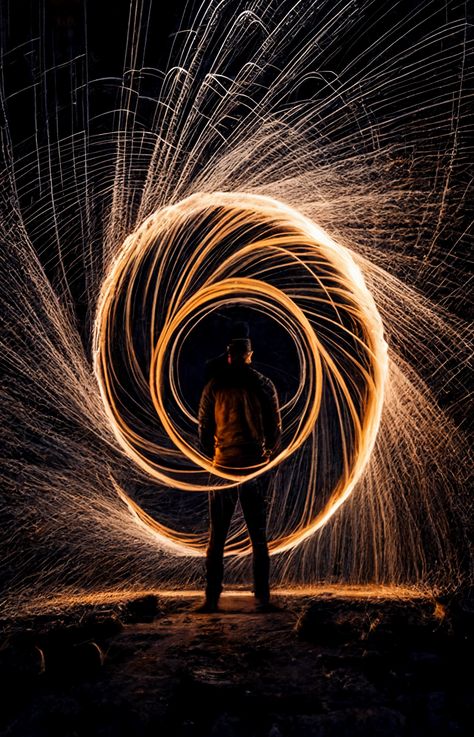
[198, 363, 281, 469]
[204, 352, 228, 383]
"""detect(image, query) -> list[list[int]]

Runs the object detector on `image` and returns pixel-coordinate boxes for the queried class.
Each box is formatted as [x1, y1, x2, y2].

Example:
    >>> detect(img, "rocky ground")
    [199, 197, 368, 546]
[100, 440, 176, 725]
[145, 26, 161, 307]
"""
[0, 589, 472, 737]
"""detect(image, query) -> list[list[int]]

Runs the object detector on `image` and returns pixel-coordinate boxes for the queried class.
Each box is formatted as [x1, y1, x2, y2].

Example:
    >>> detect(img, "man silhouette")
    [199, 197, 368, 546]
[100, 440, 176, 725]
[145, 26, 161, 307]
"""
[197, 328, 281, 612]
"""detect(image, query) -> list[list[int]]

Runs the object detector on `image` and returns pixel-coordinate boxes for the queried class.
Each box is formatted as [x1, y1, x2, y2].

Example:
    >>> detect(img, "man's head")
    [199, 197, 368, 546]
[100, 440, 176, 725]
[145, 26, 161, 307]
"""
[230, 321, 250, 340]
[227, 337, 253, 365]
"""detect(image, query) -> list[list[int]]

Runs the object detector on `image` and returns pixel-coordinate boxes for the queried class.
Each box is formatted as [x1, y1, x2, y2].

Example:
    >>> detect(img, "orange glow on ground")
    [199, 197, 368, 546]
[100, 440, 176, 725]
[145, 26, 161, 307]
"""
[15, 584, 433, 619]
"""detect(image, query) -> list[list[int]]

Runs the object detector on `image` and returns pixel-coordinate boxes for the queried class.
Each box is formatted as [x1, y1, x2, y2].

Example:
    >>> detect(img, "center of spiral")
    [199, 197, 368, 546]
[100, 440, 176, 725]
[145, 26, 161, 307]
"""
[93, 192, 387, 556]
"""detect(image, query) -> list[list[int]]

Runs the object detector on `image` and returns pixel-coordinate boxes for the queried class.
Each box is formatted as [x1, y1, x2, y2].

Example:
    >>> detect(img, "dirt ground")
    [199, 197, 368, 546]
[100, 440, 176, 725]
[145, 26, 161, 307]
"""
[0, 590, 471, 736]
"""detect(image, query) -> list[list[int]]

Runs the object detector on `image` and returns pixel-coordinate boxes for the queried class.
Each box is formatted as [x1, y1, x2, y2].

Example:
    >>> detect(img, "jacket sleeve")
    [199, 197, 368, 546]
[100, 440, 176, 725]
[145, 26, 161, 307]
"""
[198, 380, 216, 457]
[259, 378, 282, 455]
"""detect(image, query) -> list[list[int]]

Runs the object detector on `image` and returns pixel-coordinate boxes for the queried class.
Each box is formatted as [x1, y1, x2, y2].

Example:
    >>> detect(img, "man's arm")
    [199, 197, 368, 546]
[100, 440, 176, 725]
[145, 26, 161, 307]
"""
[198, 380, 216, 458]
[259, 378, 282, 457]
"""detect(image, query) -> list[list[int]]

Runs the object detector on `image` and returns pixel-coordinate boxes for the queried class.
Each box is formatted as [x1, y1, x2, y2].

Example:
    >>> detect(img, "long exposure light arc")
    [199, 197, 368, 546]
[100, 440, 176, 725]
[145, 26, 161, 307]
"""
[0, 0, 472, 618]
[94, 192, 388, 556]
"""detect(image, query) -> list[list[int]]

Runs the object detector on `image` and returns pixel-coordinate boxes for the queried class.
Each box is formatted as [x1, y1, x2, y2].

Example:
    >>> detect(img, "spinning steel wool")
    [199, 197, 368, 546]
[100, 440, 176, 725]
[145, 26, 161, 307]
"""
[0, 0, 471, 617]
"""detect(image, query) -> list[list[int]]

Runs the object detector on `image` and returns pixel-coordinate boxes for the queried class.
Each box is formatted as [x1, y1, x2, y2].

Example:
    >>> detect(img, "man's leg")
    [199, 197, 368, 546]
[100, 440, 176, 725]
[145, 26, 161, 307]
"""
[239, 476, 270, 604]
[205, 489, 237, 606]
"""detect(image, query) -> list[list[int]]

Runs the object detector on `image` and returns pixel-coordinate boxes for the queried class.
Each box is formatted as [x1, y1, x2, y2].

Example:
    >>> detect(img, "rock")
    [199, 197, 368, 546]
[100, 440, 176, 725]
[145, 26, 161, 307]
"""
[71, 640, 105, 675]
[295, 598, 364, 645]
[42, 637, 105, 678]
[39, 614, 122, 653]
[296, 596, 448, 651]
[79, 613, 124, 640]
[0, 641, 45, 679]
[121, 595, 160, 623]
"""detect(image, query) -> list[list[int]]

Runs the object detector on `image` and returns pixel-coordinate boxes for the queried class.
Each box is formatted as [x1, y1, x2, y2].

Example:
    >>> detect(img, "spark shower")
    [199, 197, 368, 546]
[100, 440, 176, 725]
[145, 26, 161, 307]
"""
[0, 0, 472, 617]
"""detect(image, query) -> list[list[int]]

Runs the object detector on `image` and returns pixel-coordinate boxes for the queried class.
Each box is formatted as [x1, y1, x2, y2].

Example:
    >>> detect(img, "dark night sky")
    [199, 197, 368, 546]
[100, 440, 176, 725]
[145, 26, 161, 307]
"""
[0, 0, 471, 412]
[1, 0, 471, 268]
[2, 0, 471, 153]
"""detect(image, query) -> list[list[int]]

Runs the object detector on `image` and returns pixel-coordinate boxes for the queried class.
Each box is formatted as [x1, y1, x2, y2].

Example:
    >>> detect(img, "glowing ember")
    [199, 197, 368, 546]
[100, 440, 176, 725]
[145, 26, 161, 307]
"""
[94, 192, 387, 555]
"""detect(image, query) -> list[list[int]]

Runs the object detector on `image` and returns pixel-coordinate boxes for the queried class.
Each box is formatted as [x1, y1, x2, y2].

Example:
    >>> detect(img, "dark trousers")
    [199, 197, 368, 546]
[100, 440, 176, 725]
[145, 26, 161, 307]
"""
[205, 476, 270, 602]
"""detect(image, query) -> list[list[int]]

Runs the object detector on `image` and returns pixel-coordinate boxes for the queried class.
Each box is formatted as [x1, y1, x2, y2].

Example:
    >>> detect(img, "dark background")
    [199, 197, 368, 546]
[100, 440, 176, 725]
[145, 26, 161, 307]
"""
[1, 0, 471, 291]
[0, 0, 471, 596]
[1, 0, 471, 276]
[0, 0, 471, 417]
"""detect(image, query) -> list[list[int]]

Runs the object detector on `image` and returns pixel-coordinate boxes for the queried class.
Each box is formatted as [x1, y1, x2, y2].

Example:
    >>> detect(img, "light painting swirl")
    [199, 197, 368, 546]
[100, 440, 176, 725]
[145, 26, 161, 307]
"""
[94, 192, 388, 556]
[0, 0, 471, 619]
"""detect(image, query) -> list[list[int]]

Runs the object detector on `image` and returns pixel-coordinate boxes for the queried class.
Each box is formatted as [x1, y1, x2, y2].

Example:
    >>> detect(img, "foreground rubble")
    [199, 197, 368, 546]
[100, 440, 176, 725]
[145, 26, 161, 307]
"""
[0, 590, 471, 736]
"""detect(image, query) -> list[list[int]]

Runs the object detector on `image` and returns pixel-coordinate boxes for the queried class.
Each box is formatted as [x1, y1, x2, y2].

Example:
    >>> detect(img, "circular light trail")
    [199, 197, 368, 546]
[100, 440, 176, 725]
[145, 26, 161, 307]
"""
[94, 192, 388, 556]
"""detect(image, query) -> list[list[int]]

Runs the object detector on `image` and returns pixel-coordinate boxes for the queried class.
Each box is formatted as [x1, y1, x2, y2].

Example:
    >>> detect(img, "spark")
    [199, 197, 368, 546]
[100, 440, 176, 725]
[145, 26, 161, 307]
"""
[0, 0, 471, 619]
[94, 192, 387, 556]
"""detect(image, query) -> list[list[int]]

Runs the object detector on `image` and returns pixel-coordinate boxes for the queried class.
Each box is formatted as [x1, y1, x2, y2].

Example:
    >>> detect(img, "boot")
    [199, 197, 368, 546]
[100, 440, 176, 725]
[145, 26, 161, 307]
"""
[194, 596, 220, 613]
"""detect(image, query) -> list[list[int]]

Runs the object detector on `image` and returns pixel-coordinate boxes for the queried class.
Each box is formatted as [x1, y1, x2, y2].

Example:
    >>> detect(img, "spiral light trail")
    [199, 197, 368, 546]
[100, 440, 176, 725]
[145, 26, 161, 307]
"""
[94, 192, 388, 556]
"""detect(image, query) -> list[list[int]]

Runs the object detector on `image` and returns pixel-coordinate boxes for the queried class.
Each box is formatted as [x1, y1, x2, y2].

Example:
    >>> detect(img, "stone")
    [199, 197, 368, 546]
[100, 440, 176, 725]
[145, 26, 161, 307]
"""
[121, 595, 160, 623]
[0, 641, 45, 679]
